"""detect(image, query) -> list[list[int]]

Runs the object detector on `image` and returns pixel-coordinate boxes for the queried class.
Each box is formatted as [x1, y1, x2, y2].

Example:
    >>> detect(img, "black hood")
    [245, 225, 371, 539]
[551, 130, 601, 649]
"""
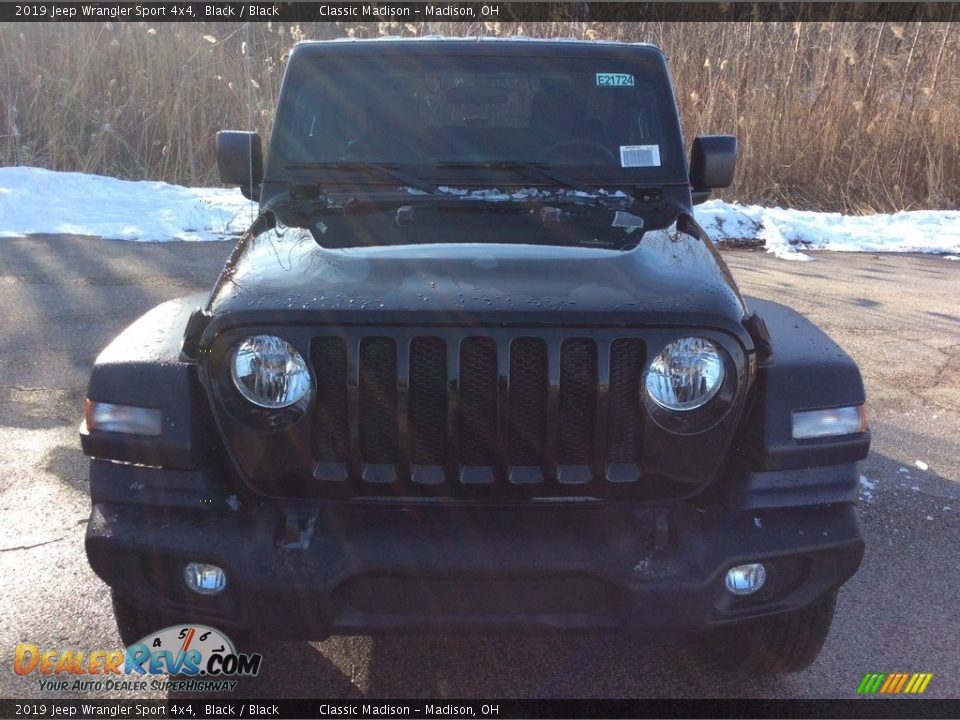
[206, 214, 746, 332]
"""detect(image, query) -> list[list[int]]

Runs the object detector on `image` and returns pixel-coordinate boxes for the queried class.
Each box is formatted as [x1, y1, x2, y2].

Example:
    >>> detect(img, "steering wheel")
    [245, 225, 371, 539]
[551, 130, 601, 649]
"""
[540, 139, 618, 163]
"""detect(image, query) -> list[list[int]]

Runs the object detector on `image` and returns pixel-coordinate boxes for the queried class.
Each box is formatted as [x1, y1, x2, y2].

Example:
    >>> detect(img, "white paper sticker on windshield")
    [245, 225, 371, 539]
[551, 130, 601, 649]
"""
[620, 145, 661, 168]
[596, 73, 635, 87]
[611, 211, 644, 230]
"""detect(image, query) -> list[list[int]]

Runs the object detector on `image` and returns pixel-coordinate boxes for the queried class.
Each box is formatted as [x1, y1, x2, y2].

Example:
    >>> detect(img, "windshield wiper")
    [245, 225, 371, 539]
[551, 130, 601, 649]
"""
[435, 160, 633, 204]
[285, 161, 440, 196]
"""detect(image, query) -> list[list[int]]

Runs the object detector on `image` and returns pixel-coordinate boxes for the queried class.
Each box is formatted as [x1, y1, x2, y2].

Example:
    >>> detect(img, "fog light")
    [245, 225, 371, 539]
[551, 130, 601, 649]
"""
[183, 563, 227, 595]
[725, 563, 767, 595]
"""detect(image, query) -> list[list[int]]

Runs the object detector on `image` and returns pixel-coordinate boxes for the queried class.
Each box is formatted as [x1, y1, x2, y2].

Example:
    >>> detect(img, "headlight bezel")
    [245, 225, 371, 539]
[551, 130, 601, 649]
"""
[643, 335, 739, 435]
[645, 336, 726, 412]
[216, 333, 314, 429]
[230, 334, 313, 410]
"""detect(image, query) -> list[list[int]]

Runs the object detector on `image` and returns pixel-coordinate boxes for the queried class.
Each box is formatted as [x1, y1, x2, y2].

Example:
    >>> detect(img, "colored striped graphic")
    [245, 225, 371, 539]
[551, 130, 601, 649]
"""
[857, 672, 933, 694]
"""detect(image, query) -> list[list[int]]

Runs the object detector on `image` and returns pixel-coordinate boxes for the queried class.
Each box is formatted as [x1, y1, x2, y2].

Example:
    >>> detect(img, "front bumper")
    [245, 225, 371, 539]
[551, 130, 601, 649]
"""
[86, 477, 864, 639]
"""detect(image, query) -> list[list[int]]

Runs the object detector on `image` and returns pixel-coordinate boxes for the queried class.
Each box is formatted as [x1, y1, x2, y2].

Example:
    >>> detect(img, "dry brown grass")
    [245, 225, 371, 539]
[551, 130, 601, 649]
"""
[2, 20, 958, 212]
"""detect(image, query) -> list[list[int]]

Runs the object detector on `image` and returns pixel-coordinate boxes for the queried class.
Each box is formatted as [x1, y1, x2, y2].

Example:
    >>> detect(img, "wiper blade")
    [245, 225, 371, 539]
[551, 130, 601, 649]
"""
[435, 160, 632, 204]
[285, 161, 440, 196]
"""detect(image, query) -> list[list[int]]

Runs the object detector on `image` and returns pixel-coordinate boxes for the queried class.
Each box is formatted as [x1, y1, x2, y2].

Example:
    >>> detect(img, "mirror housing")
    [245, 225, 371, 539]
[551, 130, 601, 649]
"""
[217, 130, 262, 201]
[689, 135, 737, 204]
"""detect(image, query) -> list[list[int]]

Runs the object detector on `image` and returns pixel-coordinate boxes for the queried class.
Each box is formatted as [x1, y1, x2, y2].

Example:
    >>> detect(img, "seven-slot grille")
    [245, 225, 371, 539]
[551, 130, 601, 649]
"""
[310, 332, 645, 495]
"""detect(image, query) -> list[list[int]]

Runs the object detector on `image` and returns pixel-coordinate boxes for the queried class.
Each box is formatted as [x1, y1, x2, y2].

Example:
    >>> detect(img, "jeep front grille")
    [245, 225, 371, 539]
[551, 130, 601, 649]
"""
[310, 331, 647, 497]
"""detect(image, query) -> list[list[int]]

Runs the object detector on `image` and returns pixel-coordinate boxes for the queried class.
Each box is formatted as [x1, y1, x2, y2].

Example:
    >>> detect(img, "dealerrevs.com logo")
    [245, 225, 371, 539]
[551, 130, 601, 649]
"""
[14, 625, 262, 693]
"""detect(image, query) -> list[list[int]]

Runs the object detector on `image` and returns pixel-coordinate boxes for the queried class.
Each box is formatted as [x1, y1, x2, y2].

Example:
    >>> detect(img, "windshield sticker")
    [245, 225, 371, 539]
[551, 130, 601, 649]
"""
[612, 211, 645, 230]
[596, 73, 635, 87]
[620, 145, 661, 168]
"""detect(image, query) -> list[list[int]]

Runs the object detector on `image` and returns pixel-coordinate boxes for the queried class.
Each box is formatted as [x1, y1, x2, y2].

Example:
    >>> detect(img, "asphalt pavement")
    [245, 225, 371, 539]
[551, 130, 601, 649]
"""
[0, 236, 958, 700]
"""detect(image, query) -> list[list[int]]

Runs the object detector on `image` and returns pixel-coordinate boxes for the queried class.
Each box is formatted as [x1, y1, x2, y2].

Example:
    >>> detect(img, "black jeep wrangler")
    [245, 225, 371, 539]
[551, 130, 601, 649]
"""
[82, 39, 869, 674]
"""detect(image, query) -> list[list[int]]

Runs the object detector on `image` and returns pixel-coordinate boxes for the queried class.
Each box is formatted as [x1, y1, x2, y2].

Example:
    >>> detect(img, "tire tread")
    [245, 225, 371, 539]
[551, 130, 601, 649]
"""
[701, 592, 838, 674]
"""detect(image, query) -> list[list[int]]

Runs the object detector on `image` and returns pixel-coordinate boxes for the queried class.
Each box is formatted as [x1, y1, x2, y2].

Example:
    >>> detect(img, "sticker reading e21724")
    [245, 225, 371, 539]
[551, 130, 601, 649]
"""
[596, 73, 635, 87]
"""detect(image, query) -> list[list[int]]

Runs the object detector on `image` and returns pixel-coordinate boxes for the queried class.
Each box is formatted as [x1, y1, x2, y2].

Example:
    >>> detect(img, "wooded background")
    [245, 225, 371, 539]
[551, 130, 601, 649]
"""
[2, 20, 958, 212]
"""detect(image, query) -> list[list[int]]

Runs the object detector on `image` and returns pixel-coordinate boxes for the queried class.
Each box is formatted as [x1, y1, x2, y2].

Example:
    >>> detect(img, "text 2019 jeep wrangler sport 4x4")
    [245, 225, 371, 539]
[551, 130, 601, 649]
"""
[81, 38, 869, 674]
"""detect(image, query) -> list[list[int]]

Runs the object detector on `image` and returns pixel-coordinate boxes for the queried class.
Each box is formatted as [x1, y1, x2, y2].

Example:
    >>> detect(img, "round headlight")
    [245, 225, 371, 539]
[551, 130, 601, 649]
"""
[230, 335, 312, 409]
[645, 337, 725, 411]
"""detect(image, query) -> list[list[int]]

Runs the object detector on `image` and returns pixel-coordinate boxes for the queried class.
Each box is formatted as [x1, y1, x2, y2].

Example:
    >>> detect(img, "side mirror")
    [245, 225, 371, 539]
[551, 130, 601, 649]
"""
[689, 135, 737, 204]
[217, 130, 262, 201]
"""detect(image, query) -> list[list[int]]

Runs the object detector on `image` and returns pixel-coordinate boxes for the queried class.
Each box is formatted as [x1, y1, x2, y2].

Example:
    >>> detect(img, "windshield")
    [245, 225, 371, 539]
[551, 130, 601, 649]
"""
[268, 48, 686, 185]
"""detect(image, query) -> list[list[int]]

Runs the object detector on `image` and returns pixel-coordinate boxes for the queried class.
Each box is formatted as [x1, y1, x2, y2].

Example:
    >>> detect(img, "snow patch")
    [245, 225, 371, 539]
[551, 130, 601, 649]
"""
[915, 460, 929, 471]
[2, 166, 959, 255]
[0, 166, 255, 241]
[757, 212, 814, 261]
[696, 199, 960, 256]
[433, 186, 630, 203]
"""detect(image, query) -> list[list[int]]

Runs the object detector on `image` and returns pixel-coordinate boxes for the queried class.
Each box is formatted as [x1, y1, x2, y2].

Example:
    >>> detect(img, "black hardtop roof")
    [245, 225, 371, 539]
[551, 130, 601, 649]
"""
[290, 37, 667, 61]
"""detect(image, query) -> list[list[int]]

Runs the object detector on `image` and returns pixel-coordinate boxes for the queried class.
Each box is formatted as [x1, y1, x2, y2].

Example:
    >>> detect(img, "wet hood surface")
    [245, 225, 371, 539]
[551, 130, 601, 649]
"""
[207, 224, 746, 327]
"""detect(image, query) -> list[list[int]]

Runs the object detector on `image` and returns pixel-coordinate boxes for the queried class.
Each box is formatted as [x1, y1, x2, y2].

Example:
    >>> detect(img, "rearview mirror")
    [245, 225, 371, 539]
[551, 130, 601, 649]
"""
[689, 135, 737, 204]
[217, 130, 262, 201]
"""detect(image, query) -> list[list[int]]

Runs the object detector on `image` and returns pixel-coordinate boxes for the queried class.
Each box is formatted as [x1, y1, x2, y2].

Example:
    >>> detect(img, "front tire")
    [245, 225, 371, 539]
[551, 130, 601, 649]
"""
[111, 590, 252, 650]
[111, 590, 168, 647]
[700, 592, 838, 674]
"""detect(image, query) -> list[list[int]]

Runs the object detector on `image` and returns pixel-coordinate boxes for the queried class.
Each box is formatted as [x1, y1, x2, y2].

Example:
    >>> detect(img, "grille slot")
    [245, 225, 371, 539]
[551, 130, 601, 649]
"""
[358, 338, 398, 464]
[458, 337, 499, 467]
[509, 338, 548, 466]
[311, 338, 349, 462]
[557, 339, 598, 465]
[608, 339, 645, 463]
[409, 337, 447, 465]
